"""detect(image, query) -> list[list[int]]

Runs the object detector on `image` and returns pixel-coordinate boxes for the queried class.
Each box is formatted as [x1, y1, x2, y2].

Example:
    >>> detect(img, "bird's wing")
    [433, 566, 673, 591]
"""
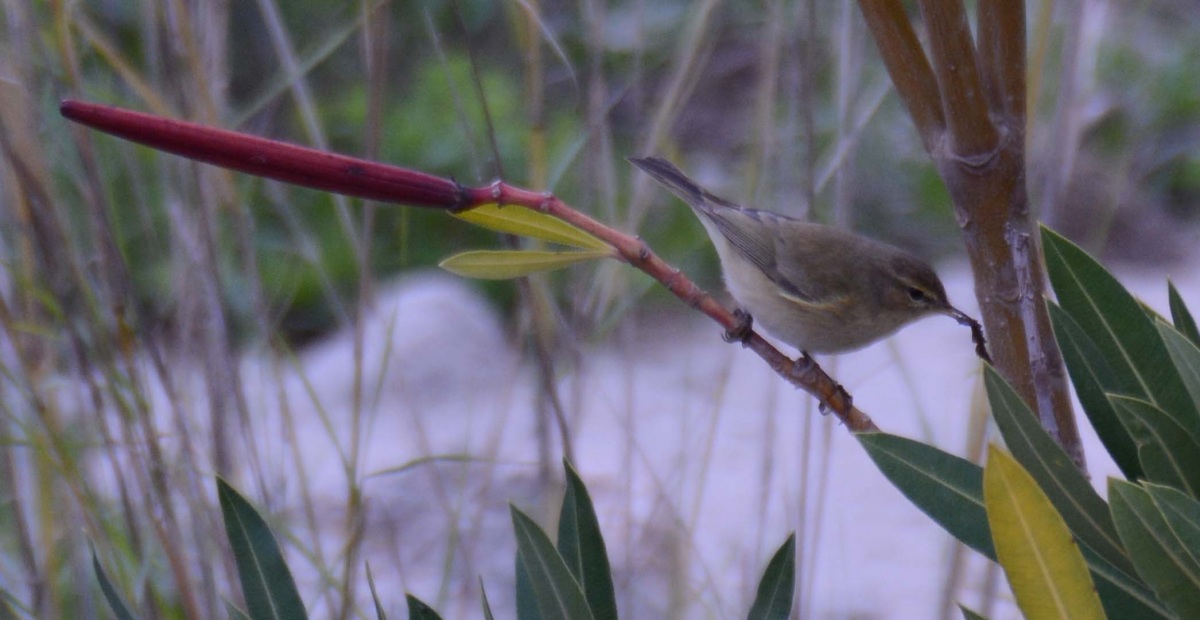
[629, 156, 838, 306]
[704, 207, 825, 303]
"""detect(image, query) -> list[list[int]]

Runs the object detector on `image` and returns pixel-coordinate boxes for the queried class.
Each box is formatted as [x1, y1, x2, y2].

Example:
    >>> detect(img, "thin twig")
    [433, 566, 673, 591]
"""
[59, 99, 879, 432]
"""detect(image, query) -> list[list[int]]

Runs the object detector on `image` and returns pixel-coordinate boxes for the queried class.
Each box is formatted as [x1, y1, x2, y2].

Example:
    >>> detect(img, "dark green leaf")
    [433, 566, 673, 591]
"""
[1110, 395, 1200, 496]
[405, 594, 442, 620]
[93, 548, 138, 620]
[480, 578, 496, 620]
[515, 549, 541, 620]
[511, 505, 595, 620]
[557, 460, 617, 620]
[1082, 545, 1172, 619]
[1042, 226, 1199, 440]
[985, 366, 1133, 575]
[1048, 301, 1143, 479]
[217, 477, 307, 620]
[1169, 280, 1200, 346]
[746, 533, 795, 620]
[1110, 480, 1200, 618]
[367, 563, 387, 620]
[1145, 484, 1200, 570]
[958, 605, 988, 620]
[857, 432, 993, 558]
[1159, 321, 1200, 421]
[225, 601, 252, 620]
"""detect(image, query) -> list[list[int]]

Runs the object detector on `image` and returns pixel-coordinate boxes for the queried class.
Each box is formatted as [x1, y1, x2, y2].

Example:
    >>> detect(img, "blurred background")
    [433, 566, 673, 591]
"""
[2, 1, 1199, 618]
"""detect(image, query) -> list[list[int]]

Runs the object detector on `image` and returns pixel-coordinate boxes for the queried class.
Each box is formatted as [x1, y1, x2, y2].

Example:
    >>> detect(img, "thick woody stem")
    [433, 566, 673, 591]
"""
[856, 0, 945, 153]
[917, 0, 999, 157]
[854, 3, 1085, 467]
[977, 0, 1027, 120]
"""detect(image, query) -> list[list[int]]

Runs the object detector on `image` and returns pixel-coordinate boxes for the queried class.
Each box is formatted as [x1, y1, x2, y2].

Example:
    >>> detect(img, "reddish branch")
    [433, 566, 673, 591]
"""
[60, 99, 877, 432]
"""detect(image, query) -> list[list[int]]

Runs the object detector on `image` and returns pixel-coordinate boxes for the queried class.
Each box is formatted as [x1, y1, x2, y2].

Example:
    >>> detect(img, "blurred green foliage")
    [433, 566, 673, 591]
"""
[8, 3, 1200, 618]
[40, 1, 1200, 346]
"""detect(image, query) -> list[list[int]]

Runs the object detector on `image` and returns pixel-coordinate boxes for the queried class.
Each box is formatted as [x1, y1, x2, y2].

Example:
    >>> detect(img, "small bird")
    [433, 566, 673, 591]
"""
[630, 156, 982, 357]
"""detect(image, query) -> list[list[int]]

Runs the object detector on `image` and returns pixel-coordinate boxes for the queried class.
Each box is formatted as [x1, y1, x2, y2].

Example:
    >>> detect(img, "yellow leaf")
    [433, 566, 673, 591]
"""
[454, 203, 609, 251]
[984, 445, 1105, 620]
[439, 250, 608, 280]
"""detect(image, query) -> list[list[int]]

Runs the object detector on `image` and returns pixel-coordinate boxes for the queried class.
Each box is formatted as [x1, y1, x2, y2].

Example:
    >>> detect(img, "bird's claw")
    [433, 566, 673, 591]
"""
[723, 309, 754, 344]
[797, 352, 852, 415]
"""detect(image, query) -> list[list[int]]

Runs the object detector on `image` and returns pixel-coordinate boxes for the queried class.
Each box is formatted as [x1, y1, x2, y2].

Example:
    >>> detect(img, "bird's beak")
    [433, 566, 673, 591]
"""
[943, 304, 993, 364]
[943, 305, 974, 325]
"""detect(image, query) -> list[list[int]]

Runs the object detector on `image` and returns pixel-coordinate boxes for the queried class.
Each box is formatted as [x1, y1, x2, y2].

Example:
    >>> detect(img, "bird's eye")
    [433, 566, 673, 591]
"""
[907, 287, 927, 303]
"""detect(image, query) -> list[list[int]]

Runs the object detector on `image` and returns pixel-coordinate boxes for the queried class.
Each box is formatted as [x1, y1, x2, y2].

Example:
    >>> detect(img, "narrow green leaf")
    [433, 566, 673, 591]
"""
[92, 548, 138, 620]
[746, 533, 795, 620]
[1042, 225, 1199, 440]
[958, 605, 988, 620]
[857, 432, 994, 558]
[439, 250, 607, 280]
[454, 203, 610, 251]
[1158, 320, 1200, 420]
[1048, 301, 1143, 479]
[0, 591, 18, 620]
[1144, 484, 1200, 570]
[984, 447, 1105, 620]
[364, 454, 484, 480]
[515, 550, 541, 620]
[1109, 395, 1200, 496]
[511, 505, 595, 620]
[366, 563, 388, 620]
[1110, 480, 1200, 618]
[216, 477, 308, 620]
[405, 595, 442, 620]
[225, 601, 252, 620]
[1083, 546, 1172, 619]
[480, 578, 496, 620]
[985, 366, 1133, 574]
[557, 461, 617, 620]
[1169, 280, 1200, 346]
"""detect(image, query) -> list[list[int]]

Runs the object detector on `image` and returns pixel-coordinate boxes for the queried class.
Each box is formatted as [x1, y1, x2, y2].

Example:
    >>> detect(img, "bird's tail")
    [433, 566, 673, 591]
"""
[628, 157, 739, 213]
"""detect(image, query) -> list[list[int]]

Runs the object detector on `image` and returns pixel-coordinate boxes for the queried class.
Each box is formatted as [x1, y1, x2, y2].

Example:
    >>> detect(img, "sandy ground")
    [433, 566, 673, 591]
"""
[137, 255, 1198, 619]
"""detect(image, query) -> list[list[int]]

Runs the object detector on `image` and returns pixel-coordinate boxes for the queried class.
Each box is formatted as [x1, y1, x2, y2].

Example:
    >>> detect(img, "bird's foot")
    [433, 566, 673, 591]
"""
[798, 352, 852, 414]
[723, 309, 754, 345]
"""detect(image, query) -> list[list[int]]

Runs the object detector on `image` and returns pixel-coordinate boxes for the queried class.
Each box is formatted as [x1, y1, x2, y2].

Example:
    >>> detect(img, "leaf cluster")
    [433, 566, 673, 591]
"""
[864, 226, 1200, 619]
[94, 463, 796, 620]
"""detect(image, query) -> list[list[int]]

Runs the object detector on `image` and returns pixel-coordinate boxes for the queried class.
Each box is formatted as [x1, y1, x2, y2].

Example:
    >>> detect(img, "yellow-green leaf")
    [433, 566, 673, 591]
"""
[439, 250, 608, 280]
[454, 203, 609, 251]
[984, 446, 1105, 620]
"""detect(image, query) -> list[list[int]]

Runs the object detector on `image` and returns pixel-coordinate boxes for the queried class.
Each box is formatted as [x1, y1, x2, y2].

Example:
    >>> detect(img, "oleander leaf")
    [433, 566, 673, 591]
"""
[455, 203, 609, 251]
[1111, 480, 1200, 619]
[217, 478, 307, 620]
[1168, 280, 1200, 346]
[746, 533, 796, 620]
[511, 505, 594, 620]
[1042, 226, 1199, 441]
[984, 447, 1104, 620]
[440, 250, 607, 279]
[557, 461, 616, 620]
[987, 366, 1133, 575]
